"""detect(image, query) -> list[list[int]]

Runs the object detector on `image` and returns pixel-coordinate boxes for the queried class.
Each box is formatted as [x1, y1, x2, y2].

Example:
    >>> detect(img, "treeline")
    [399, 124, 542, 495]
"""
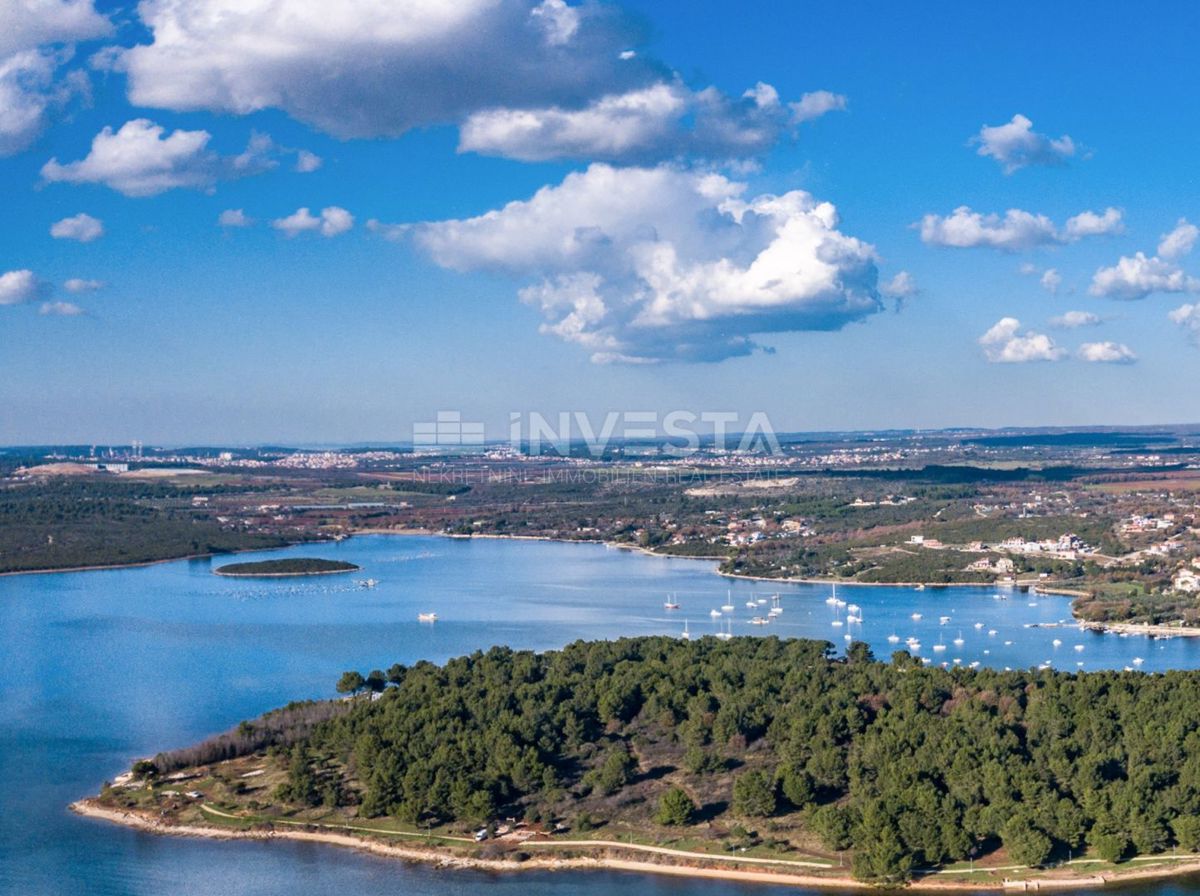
[146, 700, 350, 774]
[0, 480, 292, 572]
[243, 637, 1200, 883]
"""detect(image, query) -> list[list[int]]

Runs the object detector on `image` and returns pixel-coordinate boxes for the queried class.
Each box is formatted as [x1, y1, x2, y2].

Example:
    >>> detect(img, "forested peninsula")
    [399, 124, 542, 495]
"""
[89, 637, 1200, 886]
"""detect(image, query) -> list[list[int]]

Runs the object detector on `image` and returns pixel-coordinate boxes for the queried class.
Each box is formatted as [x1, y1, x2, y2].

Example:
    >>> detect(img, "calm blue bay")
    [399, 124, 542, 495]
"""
[3, 534, 1198, 895]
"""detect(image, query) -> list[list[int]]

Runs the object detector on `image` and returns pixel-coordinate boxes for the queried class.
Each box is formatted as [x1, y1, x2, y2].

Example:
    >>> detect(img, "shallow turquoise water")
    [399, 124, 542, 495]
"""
[2, 534, 1198, 895]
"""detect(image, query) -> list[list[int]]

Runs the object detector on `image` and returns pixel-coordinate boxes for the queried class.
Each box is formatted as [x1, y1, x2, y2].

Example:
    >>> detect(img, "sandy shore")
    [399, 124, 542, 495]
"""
[69, 800, 1200, 891]
[70, 800, 869, 888]
[1081, 621, 1200, 638]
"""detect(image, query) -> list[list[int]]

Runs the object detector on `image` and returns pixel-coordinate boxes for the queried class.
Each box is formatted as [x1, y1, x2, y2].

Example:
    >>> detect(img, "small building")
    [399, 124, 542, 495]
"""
[1173, 567, 1200, 594]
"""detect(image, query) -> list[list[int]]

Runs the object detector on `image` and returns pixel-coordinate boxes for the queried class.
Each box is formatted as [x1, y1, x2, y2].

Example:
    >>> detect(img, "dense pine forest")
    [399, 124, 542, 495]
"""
[0, 480, 292, 572]
[145, 636, 1200, 883]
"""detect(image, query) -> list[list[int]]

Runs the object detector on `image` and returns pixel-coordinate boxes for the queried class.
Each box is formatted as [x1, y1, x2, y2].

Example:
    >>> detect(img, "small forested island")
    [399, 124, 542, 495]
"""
[81, 636, 1200, 888]
[213, 558, 360, 577]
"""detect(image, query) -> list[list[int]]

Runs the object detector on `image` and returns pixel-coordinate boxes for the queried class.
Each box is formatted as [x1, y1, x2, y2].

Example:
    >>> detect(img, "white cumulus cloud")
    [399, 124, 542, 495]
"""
[218, 208, 252, 228]
[973, 114, 1076, 174]
[1040, 268, 1062, 293]
[41, 119, 278, 196]
[1063, 207, 1124, 240]
[881, 271, 918, 299]
[1158, 219, 1199, 261]
[1090, 218, 1200, 300]
[790, 90, 847, 123]
[459, 78, 834, 162]
[411, 163, 882, 363]
[0, 269, 50, 305]
[113, 0, 656, 141]
[1169, 303, 1200, 345]
[978, 317, 1065, 363]
[39, 300, 84, 316]
[1049, 310, 1100, 329]
[109, 0, 826, 163]
[919, 207, 1055, 251]
[1076, 341, 1136, 364]
[273, 206, 354, 238]
[0, 0, 109, 56]
[0, 1, 111, 156]
[1089, 252, 1200, 300]
[49, 211, 103, 242]
[919, 206, 1122, 251]
[294, 149, 322, 173]
[63, 277, 102, 292]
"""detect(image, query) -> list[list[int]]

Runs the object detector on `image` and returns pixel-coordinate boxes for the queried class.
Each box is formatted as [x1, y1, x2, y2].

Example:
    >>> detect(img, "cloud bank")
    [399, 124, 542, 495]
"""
[110, 0, 835, 163]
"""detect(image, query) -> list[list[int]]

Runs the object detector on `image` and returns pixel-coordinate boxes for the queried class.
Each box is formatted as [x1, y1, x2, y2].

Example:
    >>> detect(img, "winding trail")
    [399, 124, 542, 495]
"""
[202, 804, 832, 868]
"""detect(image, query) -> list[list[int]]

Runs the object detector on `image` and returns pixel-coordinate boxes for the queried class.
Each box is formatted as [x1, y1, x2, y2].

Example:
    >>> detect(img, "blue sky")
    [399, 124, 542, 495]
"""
[2, 0, 1199, 444]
